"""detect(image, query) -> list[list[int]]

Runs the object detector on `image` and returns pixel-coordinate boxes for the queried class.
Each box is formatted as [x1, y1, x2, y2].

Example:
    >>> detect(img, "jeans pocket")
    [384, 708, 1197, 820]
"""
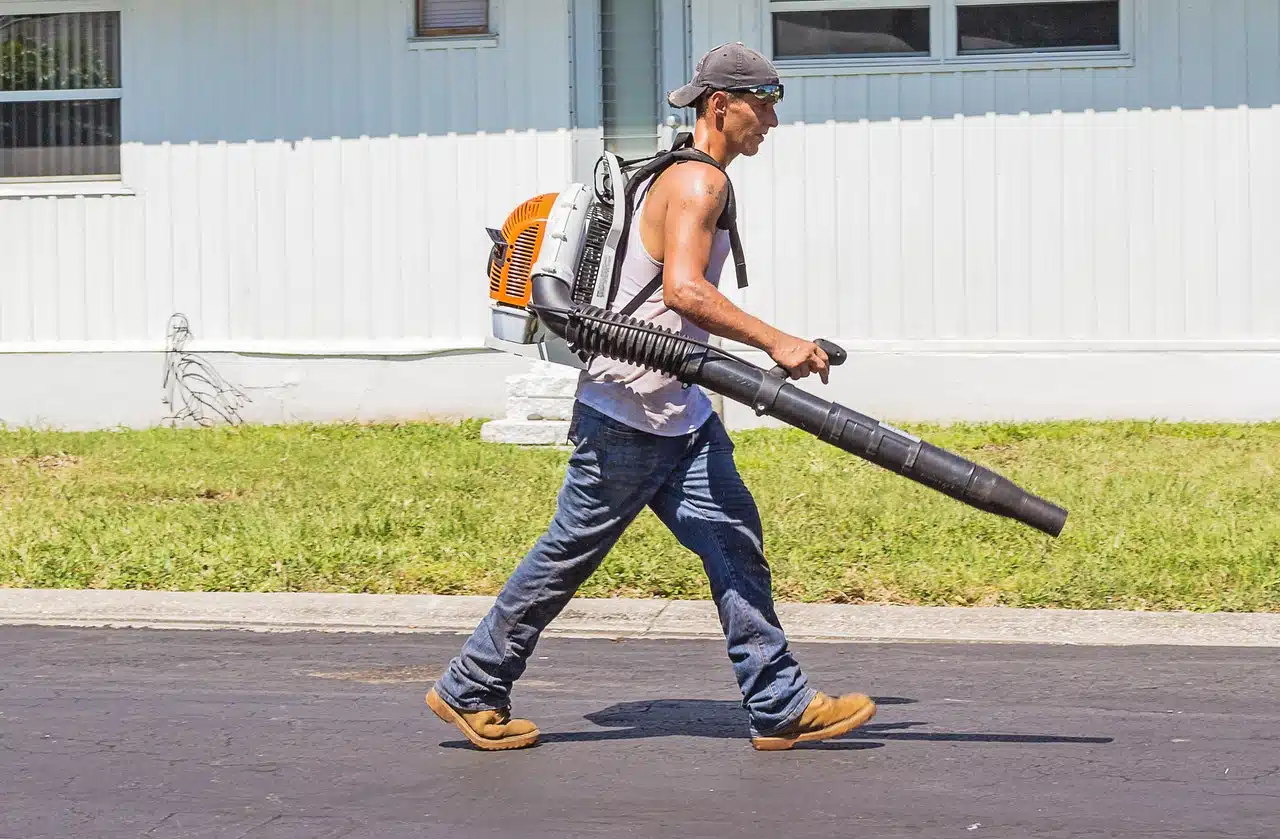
[567, 406, 584, 446]
[589, 423, 662, 500]
[598, 418, 649, 444]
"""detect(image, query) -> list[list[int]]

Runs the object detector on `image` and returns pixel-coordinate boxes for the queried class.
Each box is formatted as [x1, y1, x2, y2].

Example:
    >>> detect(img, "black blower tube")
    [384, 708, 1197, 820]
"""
[529, 274, 1068, 538]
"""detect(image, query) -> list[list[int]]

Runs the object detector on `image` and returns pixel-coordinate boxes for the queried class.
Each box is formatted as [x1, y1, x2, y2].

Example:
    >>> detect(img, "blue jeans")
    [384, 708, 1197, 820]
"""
[433, 400, 816, 737]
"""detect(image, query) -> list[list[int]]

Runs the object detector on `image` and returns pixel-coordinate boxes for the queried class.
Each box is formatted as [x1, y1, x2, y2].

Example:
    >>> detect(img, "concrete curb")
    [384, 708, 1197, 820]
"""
[2, 589, 1280, 647]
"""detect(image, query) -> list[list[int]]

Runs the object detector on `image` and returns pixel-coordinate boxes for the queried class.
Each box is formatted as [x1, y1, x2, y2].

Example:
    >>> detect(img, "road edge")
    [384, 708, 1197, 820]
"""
[2, 589, 1279, 647]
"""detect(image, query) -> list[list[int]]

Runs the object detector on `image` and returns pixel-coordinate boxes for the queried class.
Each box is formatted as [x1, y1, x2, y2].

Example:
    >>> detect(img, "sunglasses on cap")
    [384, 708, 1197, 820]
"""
[725, 83, 784, 104]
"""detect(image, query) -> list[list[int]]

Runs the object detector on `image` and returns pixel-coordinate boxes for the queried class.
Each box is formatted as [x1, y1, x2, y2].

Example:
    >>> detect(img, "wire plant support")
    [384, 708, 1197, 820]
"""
[161, 313, 250, 428]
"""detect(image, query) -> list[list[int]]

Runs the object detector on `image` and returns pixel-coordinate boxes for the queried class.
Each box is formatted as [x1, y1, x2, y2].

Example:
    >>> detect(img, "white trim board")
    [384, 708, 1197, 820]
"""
[0, 0, 119, 12]
[0, 339, 492, 356]
[0, 89, 122, 103]
[3, 339, 1279, 356]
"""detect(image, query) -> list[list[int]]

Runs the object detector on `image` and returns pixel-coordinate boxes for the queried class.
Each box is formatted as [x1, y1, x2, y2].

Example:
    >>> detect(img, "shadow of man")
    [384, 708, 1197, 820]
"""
[439, 696, 1115, 751]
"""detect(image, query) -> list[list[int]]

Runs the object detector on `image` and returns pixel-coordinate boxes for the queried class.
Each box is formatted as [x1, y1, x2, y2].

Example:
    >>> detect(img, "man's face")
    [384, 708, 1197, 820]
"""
[720, 91, 780, 157]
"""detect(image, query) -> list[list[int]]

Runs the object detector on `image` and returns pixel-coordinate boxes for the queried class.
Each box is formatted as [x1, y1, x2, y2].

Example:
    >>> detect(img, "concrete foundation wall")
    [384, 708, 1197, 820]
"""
[0, 351, 536, 432]
[4, 347, 1277, 433]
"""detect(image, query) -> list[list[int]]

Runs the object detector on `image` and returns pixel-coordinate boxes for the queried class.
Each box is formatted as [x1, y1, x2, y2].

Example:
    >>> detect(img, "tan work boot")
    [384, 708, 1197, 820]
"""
[426, 686, 540, 751]
[750, 691, 877, 751]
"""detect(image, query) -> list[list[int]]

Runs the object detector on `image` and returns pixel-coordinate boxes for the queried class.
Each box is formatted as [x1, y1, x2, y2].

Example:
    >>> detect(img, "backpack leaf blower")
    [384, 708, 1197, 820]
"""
[483, 135, 1069, 538]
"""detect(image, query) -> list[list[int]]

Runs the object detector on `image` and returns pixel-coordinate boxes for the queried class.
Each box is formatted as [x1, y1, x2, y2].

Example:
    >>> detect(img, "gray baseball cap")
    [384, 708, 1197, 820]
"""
[667, 42, 781, 109]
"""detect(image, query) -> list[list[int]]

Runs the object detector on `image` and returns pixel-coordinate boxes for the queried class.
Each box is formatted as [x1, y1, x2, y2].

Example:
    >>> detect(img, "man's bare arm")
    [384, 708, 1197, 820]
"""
[660, 166, 830, 382]
[660, 168, 780, 351]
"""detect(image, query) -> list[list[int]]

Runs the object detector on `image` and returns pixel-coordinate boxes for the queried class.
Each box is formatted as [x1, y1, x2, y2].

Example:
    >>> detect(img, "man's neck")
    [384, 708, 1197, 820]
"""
[693, 121, 737, 167]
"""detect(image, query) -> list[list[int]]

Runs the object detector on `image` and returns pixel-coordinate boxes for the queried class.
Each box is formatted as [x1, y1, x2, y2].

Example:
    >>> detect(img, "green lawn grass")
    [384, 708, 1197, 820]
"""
[2, 419, 1277, 611]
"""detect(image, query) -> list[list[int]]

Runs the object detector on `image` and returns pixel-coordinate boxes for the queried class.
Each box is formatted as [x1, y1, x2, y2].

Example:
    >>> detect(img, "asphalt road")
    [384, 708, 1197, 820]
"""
[1, 626, 1277, 839]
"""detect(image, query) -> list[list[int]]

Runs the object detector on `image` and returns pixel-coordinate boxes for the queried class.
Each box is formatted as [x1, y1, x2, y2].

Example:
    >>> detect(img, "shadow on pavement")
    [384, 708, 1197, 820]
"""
[436, 696, 1111, 750]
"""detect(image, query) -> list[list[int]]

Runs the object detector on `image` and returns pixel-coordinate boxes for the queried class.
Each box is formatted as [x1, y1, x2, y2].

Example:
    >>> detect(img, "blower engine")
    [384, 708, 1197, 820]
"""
[482, 139, 1069, 538]
[483, 182, 603, 369]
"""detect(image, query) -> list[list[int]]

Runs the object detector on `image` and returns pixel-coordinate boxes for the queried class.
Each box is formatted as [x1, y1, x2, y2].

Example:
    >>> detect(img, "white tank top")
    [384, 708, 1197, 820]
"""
[575, 171, 732, 437]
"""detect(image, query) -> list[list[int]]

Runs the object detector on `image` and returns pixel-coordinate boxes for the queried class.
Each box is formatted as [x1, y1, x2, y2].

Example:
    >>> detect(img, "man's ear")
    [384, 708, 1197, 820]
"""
[707, 90, 731, 118]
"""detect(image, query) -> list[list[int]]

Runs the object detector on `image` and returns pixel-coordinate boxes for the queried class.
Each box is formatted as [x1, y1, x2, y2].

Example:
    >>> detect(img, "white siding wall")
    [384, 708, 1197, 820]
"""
[3, 0, 1278, 428]
[0, 0, 575, 351]
[697, 0, 1280, 349]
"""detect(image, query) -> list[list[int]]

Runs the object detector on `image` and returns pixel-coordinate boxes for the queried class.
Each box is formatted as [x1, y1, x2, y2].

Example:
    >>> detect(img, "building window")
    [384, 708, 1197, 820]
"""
[956, 1, 1119, 54]
[601, 0, 661, 159]
[767, 0, 1129, 71]
[774, 8, 931, 59]
[417, 0, 489, 37]
[0, 10, 121, 180]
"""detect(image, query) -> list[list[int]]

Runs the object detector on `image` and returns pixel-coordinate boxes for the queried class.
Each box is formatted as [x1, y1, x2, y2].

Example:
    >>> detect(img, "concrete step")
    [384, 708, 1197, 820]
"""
[506, 363, 580, 399]
[480, 419, 571, 446]
[505, 396, 574, 421]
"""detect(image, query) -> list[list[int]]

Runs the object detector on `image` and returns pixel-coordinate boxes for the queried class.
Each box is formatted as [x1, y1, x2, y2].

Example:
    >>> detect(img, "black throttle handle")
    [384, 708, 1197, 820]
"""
[816, 339, 846, 366]
[768, 338, 848, 380]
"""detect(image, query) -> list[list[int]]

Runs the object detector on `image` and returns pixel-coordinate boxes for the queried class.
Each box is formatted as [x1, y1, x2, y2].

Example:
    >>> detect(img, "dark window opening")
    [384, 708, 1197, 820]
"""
[0, 99, 120, 179]
[773, 8, 932, 59]
[957, 1, 1120, 54]
[0, 12, 120, 91]
[1, 11, 121, 179]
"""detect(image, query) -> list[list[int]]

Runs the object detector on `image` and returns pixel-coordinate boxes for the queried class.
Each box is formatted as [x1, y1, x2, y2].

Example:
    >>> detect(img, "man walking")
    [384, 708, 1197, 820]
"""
[427, 43, 876, 751]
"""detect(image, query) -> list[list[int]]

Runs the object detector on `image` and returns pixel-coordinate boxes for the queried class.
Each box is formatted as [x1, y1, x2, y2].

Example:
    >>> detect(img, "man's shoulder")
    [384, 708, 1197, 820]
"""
[653, 159, 729, 218]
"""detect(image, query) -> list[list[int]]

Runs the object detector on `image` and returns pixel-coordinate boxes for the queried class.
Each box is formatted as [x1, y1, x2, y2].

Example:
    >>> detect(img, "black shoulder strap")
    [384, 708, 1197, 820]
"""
[664, 134, 747, 291]
[607, 133, 748, 313]
[618, 274, 665, 318]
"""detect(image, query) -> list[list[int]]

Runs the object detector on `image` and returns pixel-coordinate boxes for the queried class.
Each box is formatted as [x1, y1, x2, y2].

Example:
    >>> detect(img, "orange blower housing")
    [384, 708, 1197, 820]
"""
[483, 169, 621, 370]
[487, 193, 557, 309]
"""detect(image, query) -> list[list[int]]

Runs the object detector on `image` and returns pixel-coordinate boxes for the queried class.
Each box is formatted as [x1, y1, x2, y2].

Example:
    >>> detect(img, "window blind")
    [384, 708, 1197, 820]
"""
[419, 0, 487, 33]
